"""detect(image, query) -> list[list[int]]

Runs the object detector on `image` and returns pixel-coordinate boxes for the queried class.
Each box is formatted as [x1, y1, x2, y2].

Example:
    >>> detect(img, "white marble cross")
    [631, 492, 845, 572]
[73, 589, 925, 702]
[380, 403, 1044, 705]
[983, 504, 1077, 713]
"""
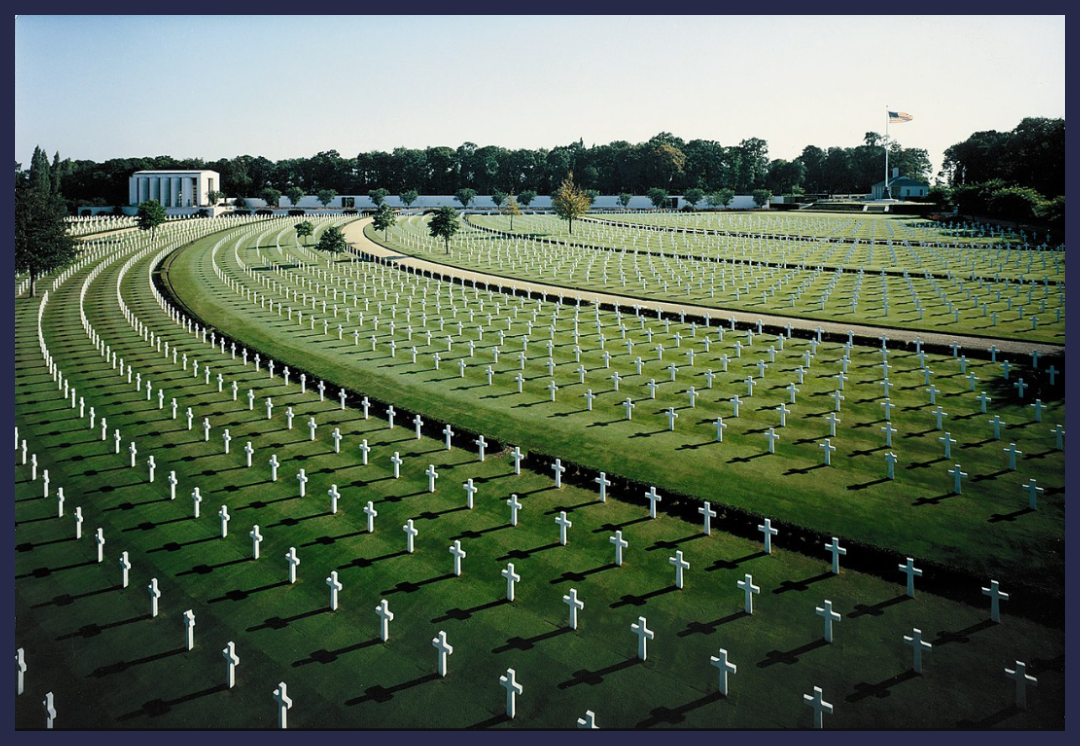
[502, 562, 521, 602]
[982, 580, 1009, 623]
[610, 530, 628, 566]
[450, 540, 466, 576]
[803, 686, 833, 729]
[825, 537, 846, 575]
[223, 642, 239, 688]
[119, 551, 131, 588]
[286, 547, 300, 583]
[148, 578, 161, 618]
[328, 484, 341, 514]
[425, 464, 439, 492]
[432, 631, 453, 677]
[183, 609, 196, 650]
[273, 682, 293, 729]
[645, 486, 661, 519]
[816, 600, 841, 643]
[710, 648, 737, 696]
[563, 587, 584, 630]
[758, 518, 778, 554]
[403, 520, 418, 553]
[326, 571, 342, 611]
[699, 501, 717, 535]
[376, 599, 394, 642]
[507, 494, 522, 526]
[631, 616, 654, 660]
[250, 525, 263, 559]
[555, 511, 573, 546]
[899, 557, 922, 598]
[669, 550, 690, 589]
[904, 628, 932, 674]
[500, 668, 523, 719]
[1005, 661, 1037, 710]
[738, 573, 760, 614]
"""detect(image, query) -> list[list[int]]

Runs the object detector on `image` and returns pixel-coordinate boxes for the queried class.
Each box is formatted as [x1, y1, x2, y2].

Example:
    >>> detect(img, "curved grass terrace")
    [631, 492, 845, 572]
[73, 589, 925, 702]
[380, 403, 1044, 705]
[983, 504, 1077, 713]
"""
[14, 214, 1064, 729]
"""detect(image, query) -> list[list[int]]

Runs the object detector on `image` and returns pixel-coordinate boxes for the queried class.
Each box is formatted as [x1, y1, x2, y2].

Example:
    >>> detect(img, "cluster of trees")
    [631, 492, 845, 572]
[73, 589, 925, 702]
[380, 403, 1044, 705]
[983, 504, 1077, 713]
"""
[937, 118, 1064, 230]
[15, 147, 77, 296]
[27, 132, 930, 213]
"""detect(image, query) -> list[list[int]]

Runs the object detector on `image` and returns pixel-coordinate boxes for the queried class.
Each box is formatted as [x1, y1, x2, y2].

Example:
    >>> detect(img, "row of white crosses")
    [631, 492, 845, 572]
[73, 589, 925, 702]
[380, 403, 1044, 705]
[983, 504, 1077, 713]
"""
[216, 230, 1064, 497]
[389, 212, 1061, 340]
[31, 212, 1054, 725]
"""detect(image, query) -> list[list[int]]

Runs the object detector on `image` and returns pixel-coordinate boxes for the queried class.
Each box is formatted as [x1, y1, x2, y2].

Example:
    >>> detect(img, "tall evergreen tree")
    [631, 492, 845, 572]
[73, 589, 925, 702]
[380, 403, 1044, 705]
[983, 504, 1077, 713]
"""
[15, 183, 77, 297]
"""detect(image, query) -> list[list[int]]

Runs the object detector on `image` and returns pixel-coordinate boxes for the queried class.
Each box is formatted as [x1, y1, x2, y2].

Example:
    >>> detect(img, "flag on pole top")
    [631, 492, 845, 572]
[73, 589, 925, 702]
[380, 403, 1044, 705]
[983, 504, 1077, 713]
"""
[888, 111, 914, 123]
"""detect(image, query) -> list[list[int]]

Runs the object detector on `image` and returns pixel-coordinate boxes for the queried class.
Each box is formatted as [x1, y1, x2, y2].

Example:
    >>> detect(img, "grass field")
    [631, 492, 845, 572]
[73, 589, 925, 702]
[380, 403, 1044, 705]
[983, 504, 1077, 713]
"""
[365, 213, 1064, 344]
[14, 215, 1064, 729]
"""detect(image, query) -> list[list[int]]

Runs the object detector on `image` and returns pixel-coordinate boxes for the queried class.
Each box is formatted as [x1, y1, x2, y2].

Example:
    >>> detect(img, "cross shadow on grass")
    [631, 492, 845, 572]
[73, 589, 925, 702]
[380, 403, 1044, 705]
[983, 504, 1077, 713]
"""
[930, 618, 996, 647]
[646, 533, 706, 551]
[16, 558, 98, 580]
[636, 691, 725, 727]
[677, 610, 749, 637]
[772, 571, 833, 595]
[432, 597, 510, 623]
[610, 584, 678, 609]
[705, 550, 767, 572]
[31, 584, 119, 609]
[549, 563, 617, 585]
[593, 515, 651, 534]
[558, 656, 642, 689]
[208, 580, 288, 604]
[293, 636, 382, 667]
[89, 646, 186, 679]
[493, 626, 571, 653]
[498, 542, 561, 562]
[118, 683, 228, 722]
[56, 613, 151, 641]
[758, 638, 829, 668]
[382, 573, 455, 596]
[848, 594, 911, 620]
[247, 606, 331, 632]
[989, 507, 1036, 523]
[176, 557, 251, 577]
[846, 669, 920, 702]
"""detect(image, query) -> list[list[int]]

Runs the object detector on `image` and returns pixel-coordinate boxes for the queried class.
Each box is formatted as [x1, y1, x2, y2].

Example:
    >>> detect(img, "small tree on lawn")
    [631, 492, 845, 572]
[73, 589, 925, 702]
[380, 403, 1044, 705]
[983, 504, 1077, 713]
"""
[261, 187, 282, 210]
[285, 186, 305, 208]
[369, 188, 390, 207]
[206, 190, 223, 206]
[317, 189, 337, 208]
[15, 185, 78, 297]
[551, 172, 591, 235]
[491, 190, 507, 210]
[295, 220, 314, 246]
[400, 189, 419, 209]
[502, 194, 522, 231]
[371, 203, 396, 239]
[428, 205, 460, 253]
[315, 225, 346, 255]
[454, 188, 477, 211]
[517, 190, 537, 208]
[752, 189, 772, 208]
[708, 188, 735, 209]
[683, 188, 705, 210]
[136, 199, 167, 239]
[646, 187, 669, 210]
[618, 192, 633, 208]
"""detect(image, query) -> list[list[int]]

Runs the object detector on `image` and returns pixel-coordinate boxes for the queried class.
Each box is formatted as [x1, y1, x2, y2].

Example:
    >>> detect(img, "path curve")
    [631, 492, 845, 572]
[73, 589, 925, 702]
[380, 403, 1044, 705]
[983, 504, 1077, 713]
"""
[342, 219, 1064, 359]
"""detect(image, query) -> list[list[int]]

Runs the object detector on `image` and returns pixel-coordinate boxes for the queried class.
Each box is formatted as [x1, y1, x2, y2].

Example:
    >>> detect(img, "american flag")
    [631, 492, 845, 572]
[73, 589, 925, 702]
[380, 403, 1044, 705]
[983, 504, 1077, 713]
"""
[888, 111, 914, 123]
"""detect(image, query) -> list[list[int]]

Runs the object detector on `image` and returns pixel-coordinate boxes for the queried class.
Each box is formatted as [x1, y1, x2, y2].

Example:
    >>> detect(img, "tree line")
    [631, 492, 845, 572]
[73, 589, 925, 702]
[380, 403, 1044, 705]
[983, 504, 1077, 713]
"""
[23, 131, 934, 211]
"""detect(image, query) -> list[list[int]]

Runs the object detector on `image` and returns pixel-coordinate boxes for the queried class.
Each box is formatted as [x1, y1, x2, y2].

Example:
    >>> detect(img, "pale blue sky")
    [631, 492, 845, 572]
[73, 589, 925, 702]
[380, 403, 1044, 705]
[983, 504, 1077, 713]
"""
[15, 15, 1065, 180]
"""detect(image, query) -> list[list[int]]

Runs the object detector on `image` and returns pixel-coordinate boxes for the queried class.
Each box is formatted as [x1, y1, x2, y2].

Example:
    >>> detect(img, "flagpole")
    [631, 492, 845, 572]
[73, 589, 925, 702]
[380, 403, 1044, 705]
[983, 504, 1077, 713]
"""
[884, 106, 890, 200]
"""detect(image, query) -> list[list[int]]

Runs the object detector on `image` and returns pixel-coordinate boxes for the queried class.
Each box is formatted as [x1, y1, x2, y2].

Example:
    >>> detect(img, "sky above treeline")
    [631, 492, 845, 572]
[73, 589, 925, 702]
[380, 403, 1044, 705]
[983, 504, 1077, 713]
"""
[15, 14, 1065, 181]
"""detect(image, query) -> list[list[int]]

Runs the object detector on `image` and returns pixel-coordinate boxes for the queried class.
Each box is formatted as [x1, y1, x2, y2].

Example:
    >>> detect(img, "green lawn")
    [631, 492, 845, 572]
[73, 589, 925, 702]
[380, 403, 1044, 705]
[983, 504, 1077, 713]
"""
[14, 217, 1064, 729]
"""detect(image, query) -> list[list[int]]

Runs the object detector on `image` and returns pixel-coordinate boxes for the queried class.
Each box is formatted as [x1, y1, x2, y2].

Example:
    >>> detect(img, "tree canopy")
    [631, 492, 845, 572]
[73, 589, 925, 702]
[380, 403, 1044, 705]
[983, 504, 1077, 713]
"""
[428, 206, 460, 253]
[314, 225, 346, 254]
[15, 177, 78, 297]
[454, 188, 476, 210]
[294, 220, 314, 245]
[371, 203, 396, 238]
[136, 199, 167, 238]
[551, 173, 591, 234]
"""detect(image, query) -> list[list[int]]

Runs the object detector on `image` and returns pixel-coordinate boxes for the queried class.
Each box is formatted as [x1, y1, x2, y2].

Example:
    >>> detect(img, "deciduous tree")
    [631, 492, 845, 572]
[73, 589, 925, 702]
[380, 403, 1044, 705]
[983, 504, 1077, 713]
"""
[551, 173, 591, 234]
[15, 183, 77, 297]
[428, 205, 460, 253]
[371, 203, 396, 239]
[136, 199, 167, 238]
